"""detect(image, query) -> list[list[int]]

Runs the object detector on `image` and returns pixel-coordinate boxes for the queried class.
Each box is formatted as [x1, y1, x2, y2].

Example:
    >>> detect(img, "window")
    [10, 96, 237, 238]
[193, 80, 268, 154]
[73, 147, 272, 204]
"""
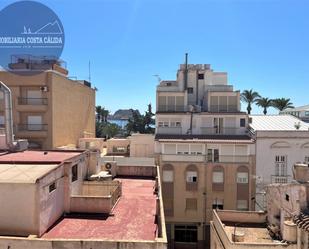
[0, 115, 4, 128]
[158, 121, 169, 127]
[275, 155, 287, 176]
[186, 198, 197, 210]
[305, 156, 309, 164]
[170, 121, 181, 127]
[49, 182, 56, 193]
[198, 73, 204, 80]
[71, 164, 78, 182]
[178, 144, 189, 154]
[190, 144, 203, 155]
[212, 199, 223, 210]
[285, 194, 290, 201]
[213, 171, 224, 183]
[237, 172, 248, 183]
[186, 171, 197, 183]
[237, 200, 248, 210]
[163, 170, 173, 182]
[207, 149, 219, 162]
[240, 118, 246, 127]
[187, 87, 194, 94]
[27, 115, 43, 131]
[174, 225, 197, 243]
[305, 111, 309, 116]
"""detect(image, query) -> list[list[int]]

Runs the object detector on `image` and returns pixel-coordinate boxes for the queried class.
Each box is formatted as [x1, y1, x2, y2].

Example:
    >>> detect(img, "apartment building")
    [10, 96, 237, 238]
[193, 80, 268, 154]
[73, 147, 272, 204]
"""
[210, 163, 309, 249]
[249, 115, 309, 209]
[0, 56, 95, 149]
[155, 60, 256, 249]
[280, 105, 309, 123]
[0, 149, 167, 249]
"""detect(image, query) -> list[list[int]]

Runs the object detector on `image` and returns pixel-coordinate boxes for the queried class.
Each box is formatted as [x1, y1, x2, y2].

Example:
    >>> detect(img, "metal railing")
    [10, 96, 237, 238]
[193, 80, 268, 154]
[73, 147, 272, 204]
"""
[156, 126, 182, 134]
[209, 105, 238, 112]
[161, 154, 250, 163]
[200, 127, 245, 135]
[207, 155, 249, 163]
[157, 105, 187, 112]
[18, 98, 48, 105]
[17, 124, 48, 131]
[271, 175, 291, 184]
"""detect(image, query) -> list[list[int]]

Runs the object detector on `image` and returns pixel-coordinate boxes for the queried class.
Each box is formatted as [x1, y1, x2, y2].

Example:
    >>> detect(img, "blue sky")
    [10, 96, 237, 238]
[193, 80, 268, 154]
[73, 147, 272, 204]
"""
[1, 0, 308, 114]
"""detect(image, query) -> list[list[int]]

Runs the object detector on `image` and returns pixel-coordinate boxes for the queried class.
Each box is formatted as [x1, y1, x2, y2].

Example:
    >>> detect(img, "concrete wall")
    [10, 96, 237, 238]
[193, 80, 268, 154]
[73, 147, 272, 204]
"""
[38, 165, 65, 237]
[0, 71, 95, 149]
[51, 72, 95, 148]
[129, 134, 155, 157]
[0, 183, 37, 236]
[0, 238, 167, 249]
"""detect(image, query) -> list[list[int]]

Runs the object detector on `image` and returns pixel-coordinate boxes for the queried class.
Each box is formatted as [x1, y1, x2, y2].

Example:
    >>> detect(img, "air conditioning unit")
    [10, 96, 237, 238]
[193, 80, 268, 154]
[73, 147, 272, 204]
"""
[101, 161, 117, 177]
[40, 86, 48, 92]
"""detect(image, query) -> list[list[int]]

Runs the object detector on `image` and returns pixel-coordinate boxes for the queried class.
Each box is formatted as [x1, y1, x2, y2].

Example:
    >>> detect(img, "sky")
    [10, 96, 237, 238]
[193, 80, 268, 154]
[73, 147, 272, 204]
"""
[0, 0, 308, 114]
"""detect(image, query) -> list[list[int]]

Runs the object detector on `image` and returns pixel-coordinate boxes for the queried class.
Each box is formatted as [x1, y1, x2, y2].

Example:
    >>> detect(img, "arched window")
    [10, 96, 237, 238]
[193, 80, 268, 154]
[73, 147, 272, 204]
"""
[185, 165, 198, 191]
[212, 166, 224, 191]
[236, 166, 249, 184]
[162, 164, 174, 183]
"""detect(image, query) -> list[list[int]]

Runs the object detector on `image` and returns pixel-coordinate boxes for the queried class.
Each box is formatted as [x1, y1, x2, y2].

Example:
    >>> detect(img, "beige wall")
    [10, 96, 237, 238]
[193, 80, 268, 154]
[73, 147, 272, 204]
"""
[0, 183, 37, 236]
[129, 134, 155, 157]
[0, 71, 95, 150]
[51, 73, 95, 148]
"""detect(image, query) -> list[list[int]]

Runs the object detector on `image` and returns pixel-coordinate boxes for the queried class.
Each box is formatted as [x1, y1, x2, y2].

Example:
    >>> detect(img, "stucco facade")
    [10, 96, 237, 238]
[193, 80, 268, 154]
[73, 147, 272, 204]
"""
[0, 69, 95, 149]
[155, 62, 256, 249]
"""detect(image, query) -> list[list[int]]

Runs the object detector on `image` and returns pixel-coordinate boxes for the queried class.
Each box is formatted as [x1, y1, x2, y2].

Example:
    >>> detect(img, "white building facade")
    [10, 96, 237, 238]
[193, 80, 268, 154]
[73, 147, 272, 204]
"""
[249, 115, 309, 209]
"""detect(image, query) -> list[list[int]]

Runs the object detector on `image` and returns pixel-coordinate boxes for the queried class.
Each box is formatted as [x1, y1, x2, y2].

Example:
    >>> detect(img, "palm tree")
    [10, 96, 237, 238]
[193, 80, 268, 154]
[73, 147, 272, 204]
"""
[100, 108, 109, 123]
[256, 97, 273, 115]
[272, 98, 294, 111]
[95, 105, 102, 122]
[240, 89, 260, 114]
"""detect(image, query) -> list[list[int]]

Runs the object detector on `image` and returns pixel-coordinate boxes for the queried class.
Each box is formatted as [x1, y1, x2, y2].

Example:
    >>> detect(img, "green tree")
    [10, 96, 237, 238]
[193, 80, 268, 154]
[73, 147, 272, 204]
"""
[256, 97, 273, 115]
[241, 89, 260, 114]
[101, 107, 109, 123]
[95, 106, 102, 122]
[272, 98, 294, 111]
[96, 121, 120, 138]
[125, 104, 155, 135]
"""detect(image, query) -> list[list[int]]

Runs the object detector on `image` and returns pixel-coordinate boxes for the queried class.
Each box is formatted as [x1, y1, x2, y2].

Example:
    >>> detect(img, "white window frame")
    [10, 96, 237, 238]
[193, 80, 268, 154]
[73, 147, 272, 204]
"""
[237, 172, 248, 184]
[213, 171, 224, 183]
[186, 171, 197, 183]
[163, 170, 173, 182]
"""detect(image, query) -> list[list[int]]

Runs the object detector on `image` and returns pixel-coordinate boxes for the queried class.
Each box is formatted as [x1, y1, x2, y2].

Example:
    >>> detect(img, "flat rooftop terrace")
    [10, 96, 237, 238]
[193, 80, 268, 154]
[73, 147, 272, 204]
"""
[0, 150, 83, 163]
[43, 177, 157, 241]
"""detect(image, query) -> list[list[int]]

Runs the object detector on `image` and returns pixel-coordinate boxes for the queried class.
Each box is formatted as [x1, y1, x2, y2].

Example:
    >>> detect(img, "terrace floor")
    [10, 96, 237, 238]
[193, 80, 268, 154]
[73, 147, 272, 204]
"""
[43, 177, 157, 241]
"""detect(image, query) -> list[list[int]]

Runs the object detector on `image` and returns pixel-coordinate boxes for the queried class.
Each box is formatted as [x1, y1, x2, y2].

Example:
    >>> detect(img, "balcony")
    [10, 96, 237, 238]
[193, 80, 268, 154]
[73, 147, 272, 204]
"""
[207, 155, 249, 163]
[161, 154, 250, 163]
[17, 124, 48, 131]
[18, 98, 47, 105]
[209, 105, 238, 113]
[156, 126, 182, 134]
[157, 105, 187, 113]
[161, 153, 206, 162]
[200, 127, 246, 135]
[271, 175, 291, 184]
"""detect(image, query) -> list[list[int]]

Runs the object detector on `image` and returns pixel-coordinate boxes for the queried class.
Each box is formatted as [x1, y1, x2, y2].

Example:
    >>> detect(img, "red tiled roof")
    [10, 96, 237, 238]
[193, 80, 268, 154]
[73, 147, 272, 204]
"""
[0, 150, 83, 164]
[43, 178, 157, 241]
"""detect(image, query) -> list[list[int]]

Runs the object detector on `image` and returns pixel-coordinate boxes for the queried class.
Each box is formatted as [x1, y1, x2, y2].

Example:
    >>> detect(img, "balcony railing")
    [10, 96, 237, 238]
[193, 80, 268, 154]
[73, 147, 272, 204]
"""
[156, 126, 182, 134]
[271, 175, 291, 184]
[161, 154, 249, 163]
[18, 98, 48, 105]
[207, 155, 249, 163]
[200, 127, 245, 135]
[17, 124, 48, 131]
[209, 105, 238, 112]
[157, 105, 186, 112]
